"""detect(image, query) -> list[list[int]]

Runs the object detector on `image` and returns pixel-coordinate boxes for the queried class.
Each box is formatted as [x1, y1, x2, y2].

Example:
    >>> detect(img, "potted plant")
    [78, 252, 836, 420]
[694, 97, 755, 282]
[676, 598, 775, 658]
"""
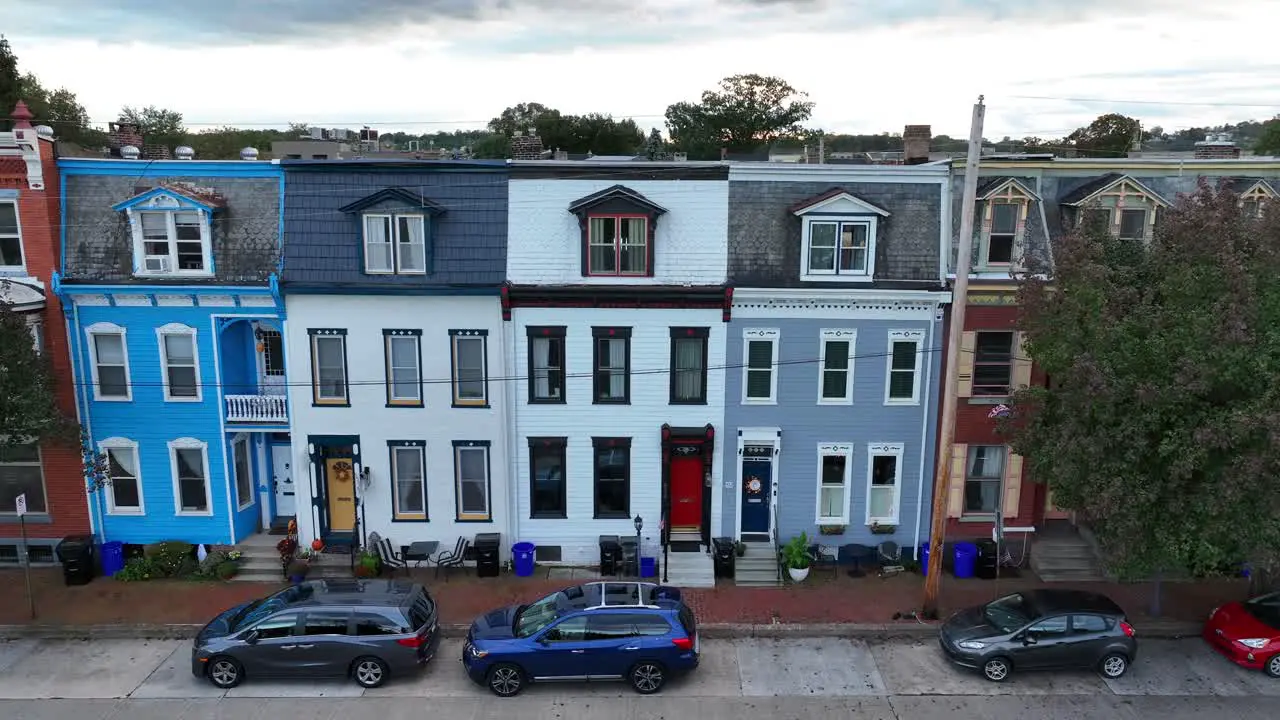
[354, 550, 381, 578]
[734, 540, 747, 558]
[818, 524, 846, 536]
[286, 558, 311, 585]
[870, 522, 896, 535]
[781, 532, 812, 583]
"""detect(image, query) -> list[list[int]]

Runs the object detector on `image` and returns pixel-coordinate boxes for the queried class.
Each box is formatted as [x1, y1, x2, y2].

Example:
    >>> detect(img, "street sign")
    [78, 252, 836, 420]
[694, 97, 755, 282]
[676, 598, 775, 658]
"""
[14, 493, 26, 516]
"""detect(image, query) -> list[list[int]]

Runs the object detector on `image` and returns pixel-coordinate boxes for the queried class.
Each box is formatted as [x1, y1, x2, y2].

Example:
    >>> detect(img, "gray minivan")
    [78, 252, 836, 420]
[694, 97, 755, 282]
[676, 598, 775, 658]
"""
[192, 579, 440, 689]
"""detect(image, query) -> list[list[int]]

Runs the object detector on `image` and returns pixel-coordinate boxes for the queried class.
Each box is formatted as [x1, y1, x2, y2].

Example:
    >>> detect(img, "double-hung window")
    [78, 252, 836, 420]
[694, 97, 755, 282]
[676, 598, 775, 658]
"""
[309, 329, 349, 406]
[965, 445, 1006, 515]
[87, 324, 131, 401]
[453, 441, 491, 521]
[389, 440, 427, 521]
[866, 443, 904, 525]
[742, 328, 779, 404]
[593, 437, 630, 519]
[972, 331, 1014, 396]
[383, 330, 423, 407]
[99, 438, 142, 514]
[169, 438, 211, 515]
[818, 329, 855, 404]
[529, 437, 567, 519]
[527, 326, 566, 403]
[986, 203, 1018, 265]
[134, 209, 210, 275]
[450, 330, 489, 407]
[816, 443, 852, 524]
[364, 214, 426, 274]
[669, 327, 708, 405]
[0, 443, 47, 516]
[157, 324, 200, 401]
[587, 216, 649, 276]
[885, 330, 924, 405]
[593, 327, 631, 404]
[0, 201, 23, 269]
[806, 220, 872, 277]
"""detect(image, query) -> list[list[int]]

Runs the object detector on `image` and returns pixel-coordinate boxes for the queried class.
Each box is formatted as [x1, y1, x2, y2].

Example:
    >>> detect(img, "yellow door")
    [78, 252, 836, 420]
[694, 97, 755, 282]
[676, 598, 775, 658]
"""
[325, 458, 356, 532]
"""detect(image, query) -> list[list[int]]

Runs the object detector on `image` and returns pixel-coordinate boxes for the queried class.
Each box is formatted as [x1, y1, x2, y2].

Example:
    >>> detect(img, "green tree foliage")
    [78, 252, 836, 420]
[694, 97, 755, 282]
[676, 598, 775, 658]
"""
[0, 303, 76, 443]
[1254, 116, 1280, 156]
[0, 36, 104, 146]
[0, 36, 19, 125]
[1062, 113, 1142, 157]
[485, 102, 644, 156]
[121, 105, 186, 149]
[999, 183, 1280, 594]
[664, 74, 815, 159]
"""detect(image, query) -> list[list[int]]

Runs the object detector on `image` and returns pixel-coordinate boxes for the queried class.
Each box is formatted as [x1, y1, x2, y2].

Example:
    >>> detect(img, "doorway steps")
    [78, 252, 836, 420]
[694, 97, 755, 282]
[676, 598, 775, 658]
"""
[662, 544, 716, 588]
[230, 532, 351, 582]
[1030, 534, 1106, 582]
[734, 542, 781, 587]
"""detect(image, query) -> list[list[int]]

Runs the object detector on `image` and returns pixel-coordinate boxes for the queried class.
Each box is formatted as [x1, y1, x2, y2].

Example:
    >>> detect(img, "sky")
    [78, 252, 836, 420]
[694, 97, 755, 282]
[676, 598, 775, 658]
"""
[5, 0, 1280, 142]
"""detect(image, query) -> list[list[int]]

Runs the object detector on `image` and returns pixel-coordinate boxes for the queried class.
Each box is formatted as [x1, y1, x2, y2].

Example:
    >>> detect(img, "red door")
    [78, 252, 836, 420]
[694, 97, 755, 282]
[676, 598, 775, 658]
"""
[669, 455, 703, 530]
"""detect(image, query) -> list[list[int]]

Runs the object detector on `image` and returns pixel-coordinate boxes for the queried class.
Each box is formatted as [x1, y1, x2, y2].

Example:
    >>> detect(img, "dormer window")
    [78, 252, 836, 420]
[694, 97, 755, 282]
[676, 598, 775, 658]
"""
[976, 178, 1037, 269]
[1063, 174, 1168, 242]
[113, 185, 222, 277]
[568, 185, 667, 278]
[1235, 179, 1275, 218]
[339, 187, 444, 277]
[789, 188, 889, 282]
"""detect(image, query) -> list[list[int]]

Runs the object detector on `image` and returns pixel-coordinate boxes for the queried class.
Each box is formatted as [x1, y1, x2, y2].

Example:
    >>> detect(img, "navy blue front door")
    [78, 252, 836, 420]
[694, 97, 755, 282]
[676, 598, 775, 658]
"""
[741, 446, 773, 535]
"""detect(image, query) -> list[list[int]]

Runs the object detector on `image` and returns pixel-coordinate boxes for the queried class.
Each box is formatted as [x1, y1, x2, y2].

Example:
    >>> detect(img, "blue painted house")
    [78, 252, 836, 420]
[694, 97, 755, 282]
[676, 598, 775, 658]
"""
[55, 152, 289, 546]
[722, 161, 951, 581]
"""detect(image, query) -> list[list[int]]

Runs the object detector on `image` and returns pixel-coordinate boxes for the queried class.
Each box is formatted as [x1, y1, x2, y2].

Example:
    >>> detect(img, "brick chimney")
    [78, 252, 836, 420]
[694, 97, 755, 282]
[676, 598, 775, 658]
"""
[510, 128, 544, 160]
[903, 125, 931, 165]
[108, 119, 145, 151]
[1193, 133, 1240, 159]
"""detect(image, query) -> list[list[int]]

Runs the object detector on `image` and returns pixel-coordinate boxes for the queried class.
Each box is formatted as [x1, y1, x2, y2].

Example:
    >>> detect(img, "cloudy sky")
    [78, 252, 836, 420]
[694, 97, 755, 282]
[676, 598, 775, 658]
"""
[5, 0, 1279, 141]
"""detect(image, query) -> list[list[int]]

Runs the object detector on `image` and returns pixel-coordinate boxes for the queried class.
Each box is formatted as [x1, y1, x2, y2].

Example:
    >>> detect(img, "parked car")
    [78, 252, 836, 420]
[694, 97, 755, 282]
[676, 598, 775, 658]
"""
[939, 589, 1137, 682]
[1203, 591, 1280, 678]
[462, 581, 699, 696]
[192, 578, 440, 689]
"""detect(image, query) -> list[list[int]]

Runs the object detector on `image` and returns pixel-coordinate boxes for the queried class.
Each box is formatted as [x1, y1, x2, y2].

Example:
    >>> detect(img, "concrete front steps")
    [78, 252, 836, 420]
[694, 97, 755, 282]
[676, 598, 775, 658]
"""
[1031, 536, 1106, 582]
[663, 546, 716, 588]
[734, 542, 781, 587]
[230, 532, 352, 582]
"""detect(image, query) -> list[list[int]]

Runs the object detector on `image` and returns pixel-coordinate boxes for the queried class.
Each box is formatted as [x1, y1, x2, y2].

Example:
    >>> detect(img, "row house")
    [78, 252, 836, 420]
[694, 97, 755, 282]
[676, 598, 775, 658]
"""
[1, 103, 89, 560]
[280, 160, 511, 552]
[943, 156, 1280, 577]
[55, 148, 287, 546]
[723, 161, 951, 577]
[503, 161, 731, 583]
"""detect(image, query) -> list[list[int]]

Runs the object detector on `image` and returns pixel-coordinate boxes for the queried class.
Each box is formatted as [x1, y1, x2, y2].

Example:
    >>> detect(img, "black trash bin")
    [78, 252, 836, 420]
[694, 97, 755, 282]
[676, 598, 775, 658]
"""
[474, 533, 501, 578]
[619, 538, 639, 577]
[711, 537, 736, 578]
[974, 540, 999, 580]
[55, 534, 97, 586]
[598, 535, 621, 577]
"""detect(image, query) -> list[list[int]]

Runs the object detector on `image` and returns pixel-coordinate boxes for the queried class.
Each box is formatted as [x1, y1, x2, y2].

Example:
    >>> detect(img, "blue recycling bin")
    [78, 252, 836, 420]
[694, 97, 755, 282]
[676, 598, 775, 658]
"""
[640, 557, 656, 578]
[101, 541, 125, 577]
[920, 542, 930, 577]
[512, 542, 537, 577]
[953, 542, 978, 579]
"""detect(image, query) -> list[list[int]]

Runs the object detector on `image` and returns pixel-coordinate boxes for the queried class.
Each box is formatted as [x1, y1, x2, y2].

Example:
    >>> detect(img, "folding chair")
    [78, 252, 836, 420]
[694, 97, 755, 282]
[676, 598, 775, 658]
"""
[374, 536, 408, 577]
[431, 537, 470, 580]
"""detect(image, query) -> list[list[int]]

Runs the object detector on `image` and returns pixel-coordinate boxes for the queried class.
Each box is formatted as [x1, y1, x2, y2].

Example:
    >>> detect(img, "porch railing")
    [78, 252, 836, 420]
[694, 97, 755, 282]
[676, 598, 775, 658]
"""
[225, 394, 288, 423]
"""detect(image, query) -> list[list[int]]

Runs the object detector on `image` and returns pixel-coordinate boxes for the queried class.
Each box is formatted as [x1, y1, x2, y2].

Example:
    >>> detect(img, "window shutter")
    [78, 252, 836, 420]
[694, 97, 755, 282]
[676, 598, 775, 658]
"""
[957, 332, 976, 398]
[1002, 452, 1024, 518]
[946, 442, 968, 518]
[1010, 332, 1032, 390]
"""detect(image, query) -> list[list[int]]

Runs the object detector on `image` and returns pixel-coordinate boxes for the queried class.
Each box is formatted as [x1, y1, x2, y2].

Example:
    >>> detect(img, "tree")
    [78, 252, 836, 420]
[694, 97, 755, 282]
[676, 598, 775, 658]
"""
[0, 37, 18, 128]
[663, 74, 815, 159]
[1254, 116, 1280, 156]
[1063, 113, 1142, 157]
[121, 105, 186, 149]
[998, 181, 1280, 609]
[0, 303, 76, 444]
[485, 103, 644, 156]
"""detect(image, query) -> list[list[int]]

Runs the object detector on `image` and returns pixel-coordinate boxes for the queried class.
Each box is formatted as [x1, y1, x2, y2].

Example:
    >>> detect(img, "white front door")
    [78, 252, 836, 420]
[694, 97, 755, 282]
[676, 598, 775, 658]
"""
[271, 444, 296, 518]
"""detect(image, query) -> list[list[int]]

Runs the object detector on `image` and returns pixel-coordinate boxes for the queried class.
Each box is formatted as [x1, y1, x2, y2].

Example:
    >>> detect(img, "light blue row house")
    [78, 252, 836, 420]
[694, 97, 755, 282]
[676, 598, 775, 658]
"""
[722, 160, 952, 582]
[54, 149, 291, 546]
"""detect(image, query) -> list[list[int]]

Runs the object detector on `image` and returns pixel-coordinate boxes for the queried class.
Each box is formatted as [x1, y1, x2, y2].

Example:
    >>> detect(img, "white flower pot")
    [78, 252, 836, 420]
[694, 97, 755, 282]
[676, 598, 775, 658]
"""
[788, 566, 810, 583]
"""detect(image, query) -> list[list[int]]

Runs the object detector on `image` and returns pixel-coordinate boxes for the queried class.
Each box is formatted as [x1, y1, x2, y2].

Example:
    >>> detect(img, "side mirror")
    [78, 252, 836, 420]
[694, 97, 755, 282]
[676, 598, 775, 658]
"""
[243, 630, 260, 644]
[1022, 633, 1038, 645]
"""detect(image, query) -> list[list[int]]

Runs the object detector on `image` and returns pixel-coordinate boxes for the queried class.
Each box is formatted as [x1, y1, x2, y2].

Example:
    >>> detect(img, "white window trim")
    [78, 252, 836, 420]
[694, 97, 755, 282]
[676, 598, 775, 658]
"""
[741, 327, 780, 405]
[156, 323, 202, 403]
[981, 200, 1026, 268]
[99, 437, 144, 515]
[963, 444, 1007, 517]
[168, 437, 213, 516]
[815, 442, 854, 524]
[865, 442, 905, 525]
[126, 205, 214, 278]
[362, 213, 427, 276]
[85, 322, 132, 402]
[391, 444, 428, 520]
[455, 444, 491, 521]
[817, 328, 856, 405]
[311, 334, 348, 405]
[0, 199, 26, 270]
[451, 334, 489, 407]
[386, 334, 422, 405]
[800, 216, 878, 282]
[232, 434, 254, 511]
[884, 329, 925, 406]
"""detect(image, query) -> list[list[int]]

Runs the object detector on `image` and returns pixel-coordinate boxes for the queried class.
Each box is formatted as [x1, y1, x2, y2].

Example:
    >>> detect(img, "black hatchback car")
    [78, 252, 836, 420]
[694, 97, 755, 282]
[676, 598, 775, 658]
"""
[192, 579, 440, 689]
[939, 589, 1137, 682]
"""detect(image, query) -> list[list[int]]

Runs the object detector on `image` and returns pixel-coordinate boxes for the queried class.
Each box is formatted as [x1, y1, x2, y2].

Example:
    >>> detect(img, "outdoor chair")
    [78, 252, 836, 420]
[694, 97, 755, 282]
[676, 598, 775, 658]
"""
[432, 537, 470, 580]
[371, 534, 408, 576]
[876, 541, 905, 578]
[808, 543, 838, 573]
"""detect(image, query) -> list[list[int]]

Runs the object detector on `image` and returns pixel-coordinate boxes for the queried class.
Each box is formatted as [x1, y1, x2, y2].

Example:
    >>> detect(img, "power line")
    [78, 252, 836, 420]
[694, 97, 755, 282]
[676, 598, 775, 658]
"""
[1005, 94, 1280, 109]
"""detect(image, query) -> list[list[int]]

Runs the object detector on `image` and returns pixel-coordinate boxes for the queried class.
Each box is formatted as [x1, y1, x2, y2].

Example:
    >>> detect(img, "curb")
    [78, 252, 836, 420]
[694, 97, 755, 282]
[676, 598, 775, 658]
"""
[0, 620, 1204, 642]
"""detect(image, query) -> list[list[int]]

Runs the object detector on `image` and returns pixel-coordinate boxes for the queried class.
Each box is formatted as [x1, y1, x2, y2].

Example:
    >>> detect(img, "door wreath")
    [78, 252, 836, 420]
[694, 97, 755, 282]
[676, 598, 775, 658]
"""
[745, 475, 763, 494]
[330, 461, 354, 483]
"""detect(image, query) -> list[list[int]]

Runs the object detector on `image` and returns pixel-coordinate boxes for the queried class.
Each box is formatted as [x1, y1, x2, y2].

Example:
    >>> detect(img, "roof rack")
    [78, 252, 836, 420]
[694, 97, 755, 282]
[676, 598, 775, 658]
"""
[582, 581, 663, 610]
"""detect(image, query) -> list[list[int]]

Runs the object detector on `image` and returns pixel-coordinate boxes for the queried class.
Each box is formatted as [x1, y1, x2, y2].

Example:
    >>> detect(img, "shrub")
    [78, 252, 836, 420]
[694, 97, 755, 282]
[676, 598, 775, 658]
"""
[115, 556, 159, 582]
[215, 561, 239, 580]
[144, 541, 196, 578]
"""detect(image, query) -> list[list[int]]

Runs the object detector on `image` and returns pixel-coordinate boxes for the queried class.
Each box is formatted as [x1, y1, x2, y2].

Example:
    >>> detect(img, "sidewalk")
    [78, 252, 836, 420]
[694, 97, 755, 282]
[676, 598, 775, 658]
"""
[0, 565, 1246, 634]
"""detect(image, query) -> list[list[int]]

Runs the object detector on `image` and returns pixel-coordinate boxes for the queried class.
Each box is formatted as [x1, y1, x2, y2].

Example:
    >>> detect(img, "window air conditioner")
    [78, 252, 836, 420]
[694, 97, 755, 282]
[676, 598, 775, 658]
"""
[144, 256, 171, 272]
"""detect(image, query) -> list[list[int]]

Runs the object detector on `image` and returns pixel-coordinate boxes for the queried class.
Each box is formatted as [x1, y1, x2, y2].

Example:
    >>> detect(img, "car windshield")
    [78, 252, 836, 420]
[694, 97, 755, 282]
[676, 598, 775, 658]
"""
[514, 590, 566, 638]
[983, 593, 1036, 633]
[232, 586, 308, 632]
[1243, 593, 1280, 629]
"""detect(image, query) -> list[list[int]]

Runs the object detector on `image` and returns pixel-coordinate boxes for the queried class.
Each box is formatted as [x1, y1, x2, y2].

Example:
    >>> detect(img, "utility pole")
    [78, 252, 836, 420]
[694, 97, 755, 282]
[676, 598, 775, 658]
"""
[923, 96, 986, 617]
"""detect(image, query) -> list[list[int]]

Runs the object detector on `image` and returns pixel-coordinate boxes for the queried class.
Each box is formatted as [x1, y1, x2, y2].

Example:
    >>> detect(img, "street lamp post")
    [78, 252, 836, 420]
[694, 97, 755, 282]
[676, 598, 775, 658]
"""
[633, 515, 643, 577]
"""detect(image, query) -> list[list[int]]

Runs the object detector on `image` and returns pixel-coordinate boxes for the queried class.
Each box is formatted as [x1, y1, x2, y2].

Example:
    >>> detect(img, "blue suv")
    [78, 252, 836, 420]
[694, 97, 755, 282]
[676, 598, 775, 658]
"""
[462, 581, 699, 696]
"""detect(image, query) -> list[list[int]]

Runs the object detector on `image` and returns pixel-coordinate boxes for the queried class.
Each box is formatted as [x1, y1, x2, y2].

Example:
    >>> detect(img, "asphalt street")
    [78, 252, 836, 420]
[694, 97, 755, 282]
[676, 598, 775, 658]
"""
[0, 636, 1275, 719]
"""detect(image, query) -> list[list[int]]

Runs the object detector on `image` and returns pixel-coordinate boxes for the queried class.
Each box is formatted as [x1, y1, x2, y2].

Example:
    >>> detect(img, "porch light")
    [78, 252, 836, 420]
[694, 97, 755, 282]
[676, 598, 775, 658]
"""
[633, 515, 643, 534]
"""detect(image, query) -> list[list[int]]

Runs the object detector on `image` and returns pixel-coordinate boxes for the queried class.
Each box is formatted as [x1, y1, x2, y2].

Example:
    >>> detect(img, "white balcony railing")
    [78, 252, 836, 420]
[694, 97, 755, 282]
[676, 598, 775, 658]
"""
[225, 394, 288, 423]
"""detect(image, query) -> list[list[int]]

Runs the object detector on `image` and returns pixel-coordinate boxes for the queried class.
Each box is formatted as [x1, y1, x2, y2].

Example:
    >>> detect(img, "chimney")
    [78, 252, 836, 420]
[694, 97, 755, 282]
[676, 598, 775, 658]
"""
[509, 129, 544, 160]
[1193, 132, 1240, 160]
[818, 136, 825, 164]
[554, 149, 569, 161]
[109, 119, 145, 151]
[903, 124, 931, 165]
[10, 100, 34, 130]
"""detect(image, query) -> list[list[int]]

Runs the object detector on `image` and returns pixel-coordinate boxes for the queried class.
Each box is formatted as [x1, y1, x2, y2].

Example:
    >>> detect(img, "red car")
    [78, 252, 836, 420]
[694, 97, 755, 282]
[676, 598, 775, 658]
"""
[1203, 591, 1280, 678]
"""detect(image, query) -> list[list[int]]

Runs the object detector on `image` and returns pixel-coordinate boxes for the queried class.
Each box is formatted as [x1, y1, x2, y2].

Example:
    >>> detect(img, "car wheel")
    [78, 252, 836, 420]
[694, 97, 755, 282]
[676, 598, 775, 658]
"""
[1265, 654, 1280, 679]
[487, 663, 525, 697]
[629, 661, 666, 694]
[351, 656, 390, 689]
[982, 657, 1012, 682]
[1098, 653, 1129, 679]
[207, 656, 243, 689]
